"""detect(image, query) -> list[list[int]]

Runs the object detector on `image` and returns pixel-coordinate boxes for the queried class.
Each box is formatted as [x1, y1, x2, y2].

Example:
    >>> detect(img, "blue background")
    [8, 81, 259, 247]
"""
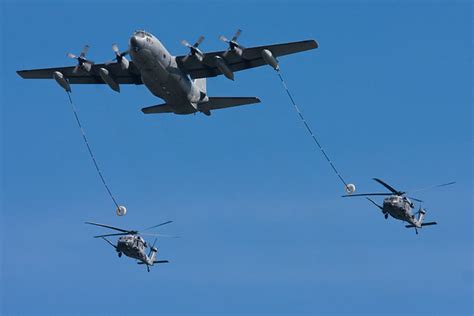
[1, 1, 472, 315]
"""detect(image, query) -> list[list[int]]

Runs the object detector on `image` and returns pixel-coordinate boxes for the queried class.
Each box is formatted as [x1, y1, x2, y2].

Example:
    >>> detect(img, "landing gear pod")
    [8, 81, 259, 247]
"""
[116, 205, 127, 216]
[53, 71, 71, 92]
[261, 49, 279, 71]
[345, 183, 356, 194]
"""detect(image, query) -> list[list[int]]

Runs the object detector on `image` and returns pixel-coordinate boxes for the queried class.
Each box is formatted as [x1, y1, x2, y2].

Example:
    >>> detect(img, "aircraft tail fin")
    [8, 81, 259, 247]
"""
[416, 208, 426, 225]
[149, 247, 158, 263]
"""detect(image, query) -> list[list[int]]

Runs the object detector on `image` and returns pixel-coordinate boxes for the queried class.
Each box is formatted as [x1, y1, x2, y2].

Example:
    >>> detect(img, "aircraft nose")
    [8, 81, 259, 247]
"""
[130, 35, 141, 50]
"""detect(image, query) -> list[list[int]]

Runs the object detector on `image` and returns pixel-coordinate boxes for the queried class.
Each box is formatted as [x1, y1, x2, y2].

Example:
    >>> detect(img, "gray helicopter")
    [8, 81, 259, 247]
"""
[86, 221, 173, 271]
[343, 178, 455, 234]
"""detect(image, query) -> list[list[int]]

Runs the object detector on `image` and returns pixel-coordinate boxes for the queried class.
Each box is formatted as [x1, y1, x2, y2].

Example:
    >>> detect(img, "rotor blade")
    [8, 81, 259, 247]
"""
[366, 197, 383, 210]
[72, 64, 80, 74]
[373, 178, 401, 194]
[194, 36, 204, 47]
[93, 233, 129, 238]
[232, 29, 242, 41]
[100, 237, 117, 249]
[112, 43, 119, 53]
[408, 197, 424, 203]
[143, 220, 173, 231]
[85, 222, 130, 233]
[342, 193, 392, 198]
[151, 238, 157, 248]
[67, 53, 77, 59]
[140, 233, 179, 238]
[80, 45, 90, 57]
[219, 35, 229, 43]
[408, 181, 456, 194]
[181, 39, 191, 47]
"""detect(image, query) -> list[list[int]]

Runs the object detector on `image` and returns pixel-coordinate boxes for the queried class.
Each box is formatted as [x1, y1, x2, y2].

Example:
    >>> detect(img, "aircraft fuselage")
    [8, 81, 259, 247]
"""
[129, 30, 205, 114]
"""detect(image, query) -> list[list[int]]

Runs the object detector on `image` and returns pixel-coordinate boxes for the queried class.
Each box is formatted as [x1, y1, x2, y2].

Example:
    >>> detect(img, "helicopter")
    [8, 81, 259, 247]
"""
[85, 221, 174, 271]
[343, 178, 455, 234]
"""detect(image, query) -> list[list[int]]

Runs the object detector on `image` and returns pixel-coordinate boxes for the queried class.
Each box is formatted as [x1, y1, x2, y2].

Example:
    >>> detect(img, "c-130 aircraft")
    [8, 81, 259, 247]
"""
[17, 29, 318, 116]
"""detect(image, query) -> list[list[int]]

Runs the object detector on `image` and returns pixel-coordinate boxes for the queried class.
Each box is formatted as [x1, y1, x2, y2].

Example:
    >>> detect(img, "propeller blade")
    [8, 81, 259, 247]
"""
[194, 36, 205, 47]
[373, 178, 402, 194]
[120, 57, 129, 70]
[181, 39, 191, 48]
[342, 193, 392, 198]
[82, 61, 93, 72]
[73, 64, 80, 74]
[85, 222, 130, 233]
[232, 29, 242, 41]
[112, 43, 119, 54]
[219, 35, 229, 43]
[79, 45, 90, 58]
[120, 49, 129, 57]
[67, 53, 77, 59]
[143, 220, 173, 231]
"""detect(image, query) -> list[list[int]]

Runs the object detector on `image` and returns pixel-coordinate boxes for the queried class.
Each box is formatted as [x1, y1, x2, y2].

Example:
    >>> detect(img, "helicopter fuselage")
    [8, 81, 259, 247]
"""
[116, 235, 149, 263]
[382, 195, 418, 226]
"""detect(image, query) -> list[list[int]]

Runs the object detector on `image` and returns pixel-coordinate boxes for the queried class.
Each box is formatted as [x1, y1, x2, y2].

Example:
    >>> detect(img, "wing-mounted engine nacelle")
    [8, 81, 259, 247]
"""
[214, 56, 234, 81]
[99, 68, 120, 93]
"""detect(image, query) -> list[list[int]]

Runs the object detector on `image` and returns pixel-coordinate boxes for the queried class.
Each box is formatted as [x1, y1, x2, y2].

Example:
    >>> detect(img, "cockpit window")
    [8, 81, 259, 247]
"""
[135, 30, 152, 38]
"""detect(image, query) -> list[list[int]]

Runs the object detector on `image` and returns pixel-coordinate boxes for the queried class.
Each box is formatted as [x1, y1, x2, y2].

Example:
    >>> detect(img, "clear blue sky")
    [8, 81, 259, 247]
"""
[1, 1, 472, 315]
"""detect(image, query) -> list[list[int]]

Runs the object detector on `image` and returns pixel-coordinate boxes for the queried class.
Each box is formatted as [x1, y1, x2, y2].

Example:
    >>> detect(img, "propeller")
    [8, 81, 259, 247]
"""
[181, 36, 205, 62]
[219, 29, 244, 56]
[111, 43, 129, 70]
[67, 45, 94, 73]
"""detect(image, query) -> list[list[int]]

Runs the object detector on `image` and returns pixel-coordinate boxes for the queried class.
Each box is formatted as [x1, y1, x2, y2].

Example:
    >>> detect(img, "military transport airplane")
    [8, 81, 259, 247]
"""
[17, 29, 318, 116]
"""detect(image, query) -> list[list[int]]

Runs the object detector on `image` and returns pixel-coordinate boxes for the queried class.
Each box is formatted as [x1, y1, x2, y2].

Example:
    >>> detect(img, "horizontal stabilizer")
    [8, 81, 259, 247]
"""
[405, 222, 437, 228]
[154, 260, 169, 264]
[141, 103, 174, 114]
[199, 97, 260, 111]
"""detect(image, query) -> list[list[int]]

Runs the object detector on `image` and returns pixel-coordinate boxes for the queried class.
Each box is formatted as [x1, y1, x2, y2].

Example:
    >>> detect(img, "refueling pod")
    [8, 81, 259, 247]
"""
[261, 49, 279, 71]
[53, 71, 71, 92]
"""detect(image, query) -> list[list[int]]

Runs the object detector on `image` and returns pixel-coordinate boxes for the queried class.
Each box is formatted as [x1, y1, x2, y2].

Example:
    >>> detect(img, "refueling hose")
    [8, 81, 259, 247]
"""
[276, 68, 355, 194]
[66, 92, 121, 209]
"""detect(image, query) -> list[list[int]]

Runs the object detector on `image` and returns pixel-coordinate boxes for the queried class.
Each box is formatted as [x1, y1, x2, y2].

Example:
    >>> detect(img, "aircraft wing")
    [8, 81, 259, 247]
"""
[176, 40, 318, 79]
[17, 62, 143, 84]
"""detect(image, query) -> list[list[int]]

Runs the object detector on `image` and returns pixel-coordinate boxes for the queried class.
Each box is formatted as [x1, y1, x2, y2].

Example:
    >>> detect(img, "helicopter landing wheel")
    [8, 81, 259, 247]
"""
[118, 252, 122, 258]
[384, 213, 388, 219]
